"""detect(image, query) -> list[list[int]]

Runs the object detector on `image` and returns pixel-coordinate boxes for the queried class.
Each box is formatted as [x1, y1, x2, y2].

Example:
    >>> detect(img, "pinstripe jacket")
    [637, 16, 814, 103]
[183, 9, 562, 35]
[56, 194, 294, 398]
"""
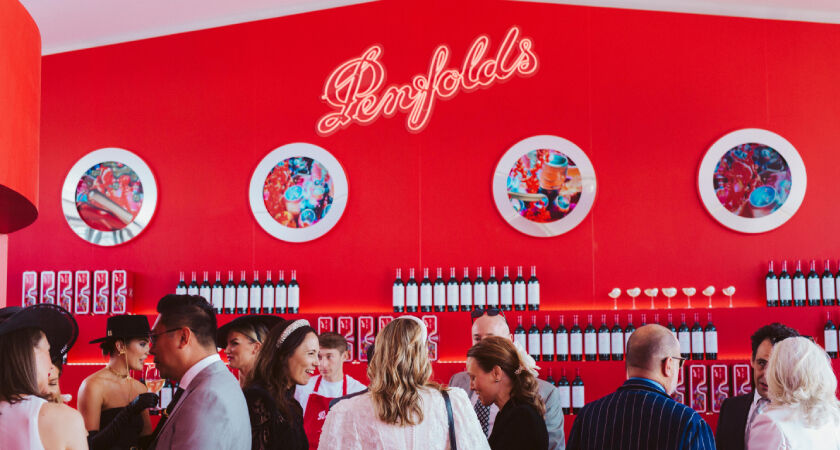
[567, 378, 715, 450]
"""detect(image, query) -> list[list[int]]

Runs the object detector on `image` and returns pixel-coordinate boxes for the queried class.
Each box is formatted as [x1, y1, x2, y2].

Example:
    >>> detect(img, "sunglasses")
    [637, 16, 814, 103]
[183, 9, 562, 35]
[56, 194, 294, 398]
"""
[470, 307, 506, 321]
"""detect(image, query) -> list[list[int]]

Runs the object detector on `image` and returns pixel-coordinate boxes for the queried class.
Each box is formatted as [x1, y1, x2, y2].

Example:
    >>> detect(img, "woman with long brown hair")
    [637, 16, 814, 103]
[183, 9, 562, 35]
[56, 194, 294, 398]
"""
[319, 316, 489, 449]
[217, 315, 282, 387]
[243, 318, 320, 450]
[466, 336, 548, 450]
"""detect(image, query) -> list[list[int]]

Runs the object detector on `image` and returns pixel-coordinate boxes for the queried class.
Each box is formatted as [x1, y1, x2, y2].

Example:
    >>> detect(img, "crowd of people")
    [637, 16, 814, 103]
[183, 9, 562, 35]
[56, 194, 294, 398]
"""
[2, 295, 840, 450]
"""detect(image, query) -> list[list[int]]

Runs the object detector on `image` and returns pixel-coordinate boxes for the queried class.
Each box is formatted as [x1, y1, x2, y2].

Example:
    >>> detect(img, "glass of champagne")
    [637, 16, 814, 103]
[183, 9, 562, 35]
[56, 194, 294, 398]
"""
[145, 365, 164, 394]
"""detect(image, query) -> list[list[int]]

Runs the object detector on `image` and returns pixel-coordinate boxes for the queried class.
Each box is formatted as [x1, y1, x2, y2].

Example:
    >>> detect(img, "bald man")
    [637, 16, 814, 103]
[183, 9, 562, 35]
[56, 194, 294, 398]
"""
[449, 309, 565, 449]
[567, 324, 715, 450]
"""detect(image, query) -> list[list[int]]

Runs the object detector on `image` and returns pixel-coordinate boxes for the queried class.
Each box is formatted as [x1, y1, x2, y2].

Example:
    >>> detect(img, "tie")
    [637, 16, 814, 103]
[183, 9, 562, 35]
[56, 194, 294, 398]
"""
[473, 397, 490, 437]
[150, 387, 186, 444]
[744, 396, 770, 447]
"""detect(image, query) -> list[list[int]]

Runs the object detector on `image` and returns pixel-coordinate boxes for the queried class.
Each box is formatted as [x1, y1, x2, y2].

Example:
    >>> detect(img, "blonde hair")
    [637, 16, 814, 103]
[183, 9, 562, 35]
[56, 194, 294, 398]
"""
[367, 318, 443, 426]
[766, 336, 840, 427]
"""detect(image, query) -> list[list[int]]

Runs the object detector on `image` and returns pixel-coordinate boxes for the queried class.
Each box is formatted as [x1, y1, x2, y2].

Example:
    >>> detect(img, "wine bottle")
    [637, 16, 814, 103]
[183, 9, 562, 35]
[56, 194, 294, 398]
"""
[704, 313, 717, 360]
[825, 312, 838, 359]
[835, 260, 840, 309]
[691, 313, 704, 360]
[223, 271, 235, 314]
[211, 271, 224, 314]
[513, 266, 527, 311]
[420, 268, 433, 313]
[666, 313, 677, 340]
[249, 271, 262, 314]
[541, 316, 555, 362]
[558, 368, 571, 415]
[793, 260, 806, 307]
[584, 314, 597, 362]
[571, 369, 585, 414]
[624, 314, 635, 349]
[528, 315, 540, 361]
[486, 267, 499, 309]
[546, 368, 556, 386]
[570, 315, 583, 361]
[187, 272, 199, 296]
[473, 267, 486, 310]
[807, 259, 821, 306]
[287, 270, 300, 314]
[823, 260, 836, 306]
[406, 268, 419, 313]
[514, 316, 527, 350]
[433, 268, 446, 313]
[236, 270, 248, 314]
[199, 271, 211, 303]
[598, 314, 610, 361]
[678, 313, 691, 359]
[556, 315, 569, 362]
[500, 266, 513, 311]
[640, 314, 647, 327]
[447, 267, 459, 312]
[262, 271, 275, 314]
[459, 267, 472, 312]
[176, 272, 187, 295]
[779, 261, 793, 307]
[392, 269, 405, 313]
[527, 266, 540, 311]
[611, 313, 624, 361]
[275, 270, 287, 314]
[765, 261, 779, 307]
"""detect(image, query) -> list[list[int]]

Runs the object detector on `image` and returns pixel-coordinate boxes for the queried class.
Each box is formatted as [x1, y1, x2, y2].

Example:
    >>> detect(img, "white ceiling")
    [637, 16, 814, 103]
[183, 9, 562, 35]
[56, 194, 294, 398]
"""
[20, 0, 840, 56]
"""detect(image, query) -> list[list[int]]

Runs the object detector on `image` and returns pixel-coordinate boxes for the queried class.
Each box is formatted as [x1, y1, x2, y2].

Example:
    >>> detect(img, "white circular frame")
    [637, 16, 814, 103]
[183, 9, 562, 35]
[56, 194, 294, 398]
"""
[249, 143, 348, 243]
[698, 128, 806, 234]
[61, 148, 158, 246]
[492, 135, 597, 237]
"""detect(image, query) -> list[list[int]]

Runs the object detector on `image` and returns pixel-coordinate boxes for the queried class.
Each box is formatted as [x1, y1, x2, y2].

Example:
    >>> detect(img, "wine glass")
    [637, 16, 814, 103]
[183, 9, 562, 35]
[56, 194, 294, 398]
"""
[723, 286, 736, 308]
[626, 287, 641, 310]
[682, 287, 696, 309]
[703, 286, 715, 309]
[662, 287, 677, 309]
[144, 365, 164, 395]
[644, 288, 658, 309]
[608, 288, 621, 310]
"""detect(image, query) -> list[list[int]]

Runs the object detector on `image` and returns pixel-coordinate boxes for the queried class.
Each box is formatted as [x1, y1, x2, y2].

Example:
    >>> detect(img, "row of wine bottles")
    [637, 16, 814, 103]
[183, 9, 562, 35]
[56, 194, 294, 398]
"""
[765, 260, 840, 307]
[512, 313, 719, 362]
[546, 368, 585, 414]
[392, 266, 540, 312]
[175, 270, 300, 314]
[824, 312, 840, 358]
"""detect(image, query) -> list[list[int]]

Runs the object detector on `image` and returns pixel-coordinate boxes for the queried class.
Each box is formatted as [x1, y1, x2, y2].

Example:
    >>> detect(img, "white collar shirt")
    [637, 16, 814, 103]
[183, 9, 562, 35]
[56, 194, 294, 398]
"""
[179, 354, 221, 390]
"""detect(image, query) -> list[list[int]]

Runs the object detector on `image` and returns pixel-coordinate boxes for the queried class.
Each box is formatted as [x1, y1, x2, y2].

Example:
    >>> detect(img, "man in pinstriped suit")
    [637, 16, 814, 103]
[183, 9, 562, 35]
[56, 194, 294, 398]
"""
[567, 324, 715, 450]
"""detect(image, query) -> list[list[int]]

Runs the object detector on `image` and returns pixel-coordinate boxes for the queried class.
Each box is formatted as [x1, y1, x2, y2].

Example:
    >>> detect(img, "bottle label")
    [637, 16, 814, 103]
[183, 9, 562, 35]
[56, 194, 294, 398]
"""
[262, 287, 275, 307]
[434, 285, 446, 307]
[826, 329, 839, 352]
[542, 333, 555, 356]
[793, 279, 807, 300]
[199, 288, 211, 303]
[514, 285, 527, 306]
[528, 334, 540, 356]
[624, 330, 633, 348]
[528, 283, 540, 306]
[765, 279, 779, 301]
[679, 332, 691, 354]
[249, 288, 261, 309]
[570, 334, 583, 355]
[598, 333, 610, 355]
[691, 331, 704, 353]
[559, 386, 571, 408]
[572, 386, 585, 407]
[224, 289, 235, 309]
[406, 287, 419, 307]
[704, 331, 717, 353]
[500, 285, 513, 306]
[393, 286, 405, 307]
[556, 333, 569, 355]
[473, 286, 486, 307]
[514, 333, 527, 350]
[779, 280, 793, 301]
[211, 287, 224, 309]
[236, 288, 248, 309]
[808, 279, 821, 301]
[447, 285, 459, 307]
[486, 285, 499, 306]
[275, 287, 287, 309]
[187, 287, 199, 296]
[460, 285, 472, 307]
[611, 332, 624, 355]
[420, 286, 433, 307]
[823, 278, 836, 301]
[288, 287, 300, 308]
[584, 333, 597, 355]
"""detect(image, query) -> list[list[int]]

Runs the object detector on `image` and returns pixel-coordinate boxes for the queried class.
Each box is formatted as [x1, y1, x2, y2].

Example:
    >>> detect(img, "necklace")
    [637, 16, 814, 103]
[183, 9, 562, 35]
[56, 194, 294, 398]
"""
[106, 364, 130, 380]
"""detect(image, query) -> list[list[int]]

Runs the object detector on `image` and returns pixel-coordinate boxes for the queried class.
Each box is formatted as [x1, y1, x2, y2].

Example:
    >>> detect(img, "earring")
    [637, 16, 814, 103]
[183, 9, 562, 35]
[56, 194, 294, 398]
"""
[495, 379, 500, 383]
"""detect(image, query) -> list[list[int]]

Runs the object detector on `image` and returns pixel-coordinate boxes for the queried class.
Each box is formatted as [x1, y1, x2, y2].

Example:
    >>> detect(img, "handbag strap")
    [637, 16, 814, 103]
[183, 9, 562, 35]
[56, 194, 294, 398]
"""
[442, 390, 457, 450]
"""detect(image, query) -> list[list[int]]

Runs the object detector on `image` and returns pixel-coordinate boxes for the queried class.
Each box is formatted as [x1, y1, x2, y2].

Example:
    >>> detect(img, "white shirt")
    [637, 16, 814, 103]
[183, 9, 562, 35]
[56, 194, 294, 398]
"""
[747, 404, 840, 450]
[179, 354, 221, 389]
[0, 396, 47, 450]
[294, 374, 367, 412]
[469, 391, 498, 435]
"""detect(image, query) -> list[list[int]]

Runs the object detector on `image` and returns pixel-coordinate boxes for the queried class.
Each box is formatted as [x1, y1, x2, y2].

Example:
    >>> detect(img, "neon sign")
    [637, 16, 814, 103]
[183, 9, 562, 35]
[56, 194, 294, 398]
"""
[317, 26, 538, 136]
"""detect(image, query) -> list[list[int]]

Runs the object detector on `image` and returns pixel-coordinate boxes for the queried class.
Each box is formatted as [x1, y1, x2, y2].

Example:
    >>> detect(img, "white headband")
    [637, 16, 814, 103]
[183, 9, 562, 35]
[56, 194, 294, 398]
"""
[277, 319, 310, 348]
[396, 315, 428, 342]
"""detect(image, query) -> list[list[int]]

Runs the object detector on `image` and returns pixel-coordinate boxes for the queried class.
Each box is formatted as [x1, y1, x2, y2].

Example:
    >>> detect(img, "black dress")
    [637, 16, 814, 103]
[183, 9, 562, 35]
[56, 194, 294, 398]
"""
[91, 407, 144, 450]
[243, 384, 308, 450]
[488, 399, 549, 450]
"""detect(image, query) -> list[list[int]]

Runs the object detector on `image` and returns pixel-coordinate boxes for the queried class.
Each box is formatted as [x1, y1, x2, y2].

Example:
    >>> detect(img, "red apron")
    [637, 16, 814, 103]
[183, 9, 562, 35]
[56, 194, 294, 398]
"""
[302, 375, 346, 450]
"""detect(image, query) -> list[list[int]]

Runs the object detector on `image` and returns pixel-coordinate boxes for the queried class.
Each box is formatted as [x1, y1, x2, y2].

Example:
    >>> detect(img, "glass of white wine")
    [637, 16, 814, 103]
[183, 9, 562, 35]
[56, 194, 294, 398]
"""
[144, 365, 164, 394]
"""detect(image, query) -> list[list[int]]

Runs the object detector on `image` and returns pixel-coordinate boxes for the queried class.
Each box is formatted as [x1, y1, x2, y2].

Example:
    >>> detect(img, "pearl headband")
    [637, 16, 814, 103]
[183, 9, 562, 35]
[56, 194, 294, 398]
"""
[396, 315, 428, 342]
[277, 319, 310, 348]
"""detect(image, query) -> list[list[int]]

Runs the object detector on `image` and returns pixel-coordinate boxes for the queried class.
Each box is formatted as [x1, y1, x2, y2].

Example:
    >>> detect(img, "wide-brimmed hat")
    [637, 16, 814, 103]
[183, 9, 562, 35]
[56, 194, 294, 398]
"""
[216, 315, 283, 348]
[89, 315, 151, 344]
[0, 304, 79, 361]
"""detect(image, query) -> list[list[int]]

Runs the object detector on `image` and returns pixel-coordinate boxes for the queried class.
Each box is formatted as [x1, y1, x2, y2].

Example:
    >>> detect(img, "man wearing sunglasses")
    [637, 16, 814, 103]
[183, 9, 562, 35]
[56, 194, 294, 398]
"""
[449, 308, 565, 449]
[567, 324, 715, 450]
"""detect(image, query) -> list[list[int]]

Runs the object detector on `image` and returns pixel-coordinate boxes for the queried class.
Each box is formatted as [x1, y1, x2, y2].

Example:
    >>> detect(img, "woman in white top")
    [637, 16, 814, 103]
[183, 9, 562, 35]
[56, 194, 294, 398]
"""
[0, 304, 87, 450]
[748, 336, 840, 450]
[319, 316, 489, 450]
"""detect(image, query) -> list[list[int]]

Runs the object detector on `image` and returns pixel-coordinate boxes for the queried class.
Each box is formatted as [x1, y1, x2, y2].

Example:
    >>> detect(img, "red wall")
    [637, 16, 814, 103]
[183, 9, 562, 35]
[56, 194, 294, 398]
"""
[8, 0, 840, 434]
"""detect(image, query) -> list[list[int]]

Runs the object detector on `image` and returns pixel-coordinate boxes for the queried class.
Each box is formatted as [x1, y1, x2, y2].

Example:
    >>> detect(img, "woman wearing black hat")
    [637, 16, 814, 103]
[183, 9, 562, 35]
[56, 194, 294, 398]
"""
[0, 304, 87, 449]
[78, 315, 159, 450]
[217, 315, 283, 387]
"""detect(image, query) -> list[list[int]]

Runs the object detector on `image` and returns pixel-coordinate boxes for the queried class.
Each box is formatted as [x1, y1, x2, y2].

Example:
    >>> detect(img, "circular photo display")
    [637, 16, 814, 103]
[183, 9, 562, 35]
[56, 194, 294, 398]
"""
[713, 143, 791, 219]
[263, 157, 334, 229]
[75, 162, 144, 231]
[507, 149, 583, 223]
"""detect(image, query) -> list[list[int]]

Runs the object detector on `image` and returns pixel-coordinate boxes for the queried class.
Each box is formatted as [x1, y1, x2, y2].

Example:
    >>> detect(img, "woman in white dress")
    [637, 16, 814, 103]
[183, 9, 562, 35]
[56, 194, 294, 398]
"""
[748, 336, 840, 450]
[319, 316, 490, 450]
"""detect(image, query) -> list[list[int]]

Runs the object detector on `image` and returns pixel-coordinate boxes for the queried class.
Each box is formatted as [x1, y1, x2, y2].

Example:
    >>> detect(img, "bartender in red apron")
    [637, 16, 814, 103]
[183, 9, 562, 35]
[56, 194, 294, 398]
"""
[295, 332, 367, 449]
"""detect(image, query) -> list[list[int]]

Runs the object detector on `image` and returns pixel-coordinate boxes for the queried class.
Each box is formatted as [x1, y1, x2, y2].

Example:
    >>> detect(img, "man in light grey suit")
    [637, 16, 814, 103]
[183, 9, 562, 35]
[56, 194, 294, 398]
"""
[449, 308, 565, 450]
[148, 294, 250, 450]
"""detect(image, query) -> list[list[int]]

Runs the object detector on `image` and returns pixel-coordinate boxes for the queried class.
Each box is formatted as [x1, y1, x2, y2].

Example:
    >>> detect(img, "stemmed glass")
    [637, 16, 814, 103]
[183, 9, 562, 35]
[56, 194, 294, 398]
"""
[723, 286, 736, 308]
[682, 287, 696, 309]
[644, 288, 658, 309]
[626, 287, 641, 310]
[662, 287, 677, 309]
[703, 286, 715, 309]
[144, 365, 164, 394]
[608, 288, 621, 310]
